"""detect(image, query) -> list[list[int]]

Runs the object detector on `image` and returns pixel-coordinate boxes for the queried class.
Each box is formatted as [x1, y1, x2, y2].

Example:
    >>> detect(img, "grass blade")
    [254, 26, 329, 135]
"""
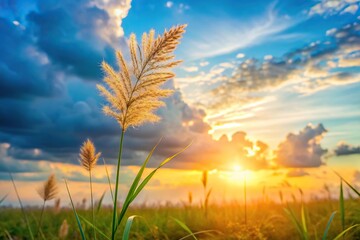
[130, 142, 192, 202]
[115, 141, 191, 231]
[333, 171, 360, 197]
[284, 207, 303, 238]
[333, 224, 360, 240]
[178, 230, 223, 240]
[123, 139, 161, 208]
[339, 180, 345, 232]
[9, 173, 34, 240]
[96, 191, 106, 214]
[322, 211, 336, 240]
[123, 215, 142, 240]
[301, 204, 308, 239]
[64, 179, 86, 240]
[172, 217, 198, 240]
[0, 194, 7, 205]
[79, 215, 110, 240]
[103, 158, 114, 201]
[114, 140, 161, 230]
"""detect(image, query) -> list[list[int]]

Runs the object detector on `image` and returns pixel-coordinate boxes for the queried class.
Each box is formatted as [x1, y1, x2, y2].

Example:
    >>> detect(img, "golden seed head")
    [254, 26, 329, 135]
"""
[37, 174, 58, 202]
[188, 192, 193, 205]
[202, 170, 208, 189]
[58, 219, 69, 239]
[98, 24, 187, 131]
[79, 139, 101, 172]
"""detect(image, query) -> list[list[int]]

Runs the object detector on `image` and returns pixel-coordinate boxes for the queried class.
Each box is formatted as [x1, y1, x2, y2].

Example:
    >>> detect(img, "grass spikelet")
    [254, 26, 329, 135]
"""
[58, 219, 69, 239]
[53, 198, 61, 214]
[37, 174, 58, 202]
[37, 174, 58, 236]
[79, 139, 101, 240]
[79, 139, 101, 172]
[96, 25, 187, 240]
[202, 170, 207, 189]
[97, 24, 187, 131]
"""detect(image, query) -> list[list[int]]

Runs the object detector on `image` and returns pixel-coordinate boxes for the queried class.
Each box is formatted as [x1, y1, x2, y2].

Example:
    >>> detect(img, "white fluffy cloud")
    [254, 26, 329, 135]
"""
[166, 1, 173, 8]
[89, 0, 132, 46]
[236, 53, 245, 58]
[309, 0, 360, 16]
[200, 61, 209, 67]
[183, 66, 199, 72]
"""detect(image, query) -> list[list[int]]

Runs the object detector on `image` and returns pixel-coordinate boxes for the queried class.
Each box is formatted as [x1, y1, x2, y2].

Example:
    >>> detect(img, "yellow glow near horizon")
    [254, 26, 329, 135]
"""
[221, 169, 255, 185]
[233, 165, 242, 172]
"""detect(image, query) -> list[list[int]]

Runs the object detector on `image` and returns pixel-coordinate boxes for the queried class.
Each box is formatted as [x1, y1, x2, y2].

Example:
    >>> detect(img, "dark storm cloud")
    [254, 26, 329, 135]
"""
[334, 142, 360, 156]
[27, 7, 105, 80]
[0, 0, 204, 170]
[0, 17, 63, 99]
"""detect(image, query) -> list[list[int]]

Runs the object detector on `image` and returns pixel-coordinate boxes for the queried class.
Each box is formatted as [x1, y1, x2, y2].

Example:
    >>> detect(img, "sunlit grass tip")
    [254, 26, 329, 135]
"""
[37, 174, 58, 202]
[79, 139, 101, 172]
[97, 24, 187, 131]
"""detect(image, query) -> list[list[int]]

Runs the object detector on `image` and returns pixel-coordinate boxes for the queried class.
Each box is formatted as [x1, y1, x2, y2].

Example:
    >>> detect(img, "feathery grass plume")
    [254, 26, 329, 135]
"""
[79, 139, 101, 171]
[54, 198, 61, 214]
[37, 174, 58, 236]
[58, 219, 69, 239]
[79, 139, 101, 240]
[97, 25, 187, 240]
[201, 170, 211, 218]
[37, 174, 58, 202]
[97, 24, 187, 131]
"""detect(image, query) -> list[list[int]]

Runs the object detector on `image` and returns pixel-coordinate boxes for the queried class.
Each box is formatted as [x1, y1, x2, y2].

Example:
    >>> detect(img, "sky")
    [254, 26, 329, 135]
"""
[0, 0, 360, 206]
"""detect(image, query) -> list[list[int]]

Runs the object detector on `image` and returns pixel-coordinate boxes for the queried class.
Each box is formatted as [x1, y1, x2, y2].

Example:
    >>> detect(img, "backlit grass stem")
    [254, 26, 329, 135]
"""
[37, 199, 46, 237]
[10, 173, 34, 240]
[111, 129, 125, 240]
[89, 170, 96, 240]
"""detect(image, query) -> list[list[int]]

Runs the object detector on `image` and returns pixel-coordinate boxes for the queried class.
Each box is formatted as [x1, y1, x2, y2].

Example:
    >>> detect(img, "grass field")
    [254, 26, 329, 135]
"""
[1, 6, 360, 240]
[1, 196, 360, 239]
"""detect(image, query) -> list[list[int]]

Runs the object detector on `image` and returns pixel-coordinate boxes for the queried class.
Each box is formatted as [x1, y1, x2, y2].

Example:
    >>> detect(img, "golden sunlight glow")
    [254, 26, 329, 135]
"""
[220, 169, 255, 185]
[208, 122, 243, 135]
[233, 165, 242, 172]
[209, 169, 218, 174]
[245, 144, 260, 157]
[114, 8, 123, 17]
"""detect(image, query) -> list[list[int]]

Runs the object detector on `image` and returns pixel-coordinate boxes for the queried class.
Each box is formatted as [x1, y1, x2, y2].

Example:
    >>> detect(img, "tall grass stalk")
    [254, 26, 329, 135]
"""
[0, 194, 7, 205]
[95, 25, 187, 239]
[339, 179, 345, 234]
[89, 170, 96, 240]
[103, 158, 114, 201]
[201, 170, 212, 218]
[37, 199, 46, 236]
[36, 174, 58, 237]
[9, 173, 34, 240]
[111, 129, 125, 239]
[79, 139, 101, 239]
[64, 179, 86, 240]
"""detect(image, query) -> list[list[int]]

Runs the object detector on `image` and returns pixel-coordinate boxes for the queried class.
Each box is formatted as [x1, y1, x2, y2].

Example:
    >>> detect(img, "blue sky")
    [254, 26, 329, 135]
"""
[0, 0, 360, 204]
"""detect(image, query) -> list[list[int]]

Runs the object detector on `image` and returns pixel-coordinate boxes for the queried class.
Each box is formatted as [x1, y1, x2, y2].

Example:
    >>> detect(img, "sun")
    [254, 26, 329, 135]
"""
[233, 164, 242, 172]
